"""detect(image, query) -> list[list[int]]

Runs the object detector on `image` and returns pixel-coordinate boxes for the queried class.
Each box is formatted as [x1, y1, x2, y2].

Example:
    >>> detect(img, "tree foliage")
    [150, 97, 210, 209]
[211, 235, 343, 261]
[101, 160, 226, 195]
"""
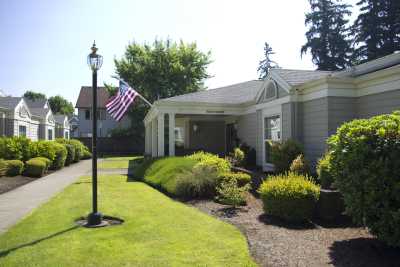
[257, 42, 279, 79]
[352, 0, 400, 63]
[23, 91, 46, 101]
[48, 95, 74, 116]
[301, 0, 353, 70]
[113, 39, 211, 140]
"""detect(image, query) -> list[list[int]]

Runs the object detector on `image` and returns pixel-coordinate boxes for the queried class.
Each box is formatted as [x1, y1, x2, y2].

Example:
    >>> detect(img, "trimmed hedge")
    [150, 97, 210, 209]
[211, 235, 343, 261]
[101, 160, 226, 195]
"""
[25, 158, 47, 177]
[50, 143, 67, 170]
[64, 144, 75, 166]
[35, 157, 51, 171]
[5, 160, 24, 176]
[0, 159, 8, 176]
[0, 137, 32, 161]
[81, 148, 92, 159]
[258, 172, 320, 222]
[56, 139, 86, 162]
[186, 151, 231, 174]
[328, 111, 400, 247]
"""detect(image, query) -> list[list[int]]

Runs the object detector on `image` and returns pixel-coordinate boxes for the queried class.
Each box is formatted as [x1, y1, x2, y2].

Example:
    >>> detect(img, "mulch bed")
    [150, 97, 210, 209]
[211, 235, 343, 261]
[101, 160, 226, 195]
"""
[0, 176, 37, 194]
[188, 194, 400, 267]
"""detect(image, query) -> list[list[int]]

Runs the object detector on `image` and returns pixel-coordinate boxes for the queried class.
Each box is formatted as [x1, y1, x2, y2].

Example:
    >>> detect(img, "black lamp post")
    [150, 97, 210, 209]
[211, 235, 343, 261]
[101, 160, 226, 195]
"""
[87, 41, 103, 226]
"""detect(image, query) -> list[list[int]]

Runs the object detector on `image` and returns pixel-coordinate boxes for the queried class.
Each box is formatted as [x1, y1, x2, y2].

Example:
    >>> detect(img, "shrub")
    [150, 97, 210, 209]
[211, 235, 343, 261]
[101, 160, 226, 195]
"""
[0, 137, 32, 160]
[29, 141, 57, 162]
[136, 157, 198, 195]
[186, 151, 231, 174]
[0, 159, 8, 176]
[56, 139, 86, 162]
[175, 165, 218, 198]
[25, 158, 47, 177]
[289, 154, 310, 175]
[328, 111, 400, 246]
[258, 172, 320, 222]
[270, 139, 303, 173]
[34, 157, 51, 171]
[50, 143, 67, 170]
[316, 153, 334, 189]
[81, 148, 92, 159]
[5, 160, 24, 176]
[238, 143, 257, 167]
[218, 172, 251, 187]
[231, 147, 245, 167]
[64, 144, 75, 166]
[216, 178, 250, 207]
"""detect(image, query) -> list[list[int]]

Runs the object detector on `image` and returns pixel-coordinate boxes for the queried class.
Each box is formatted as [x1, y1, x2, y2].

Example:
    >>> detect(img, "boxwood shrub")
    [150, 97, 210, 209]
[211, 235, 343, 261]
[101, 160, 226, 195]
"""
[50, 143, 67, 170]
[5, 160, 24, 176]
[328, 111, 400, 247]
[258, 172, 320, 222]
[0, 137, 32, 161]
[25, 158, 47, 177]
[316, 153, 334, 189]
[29, 141, 57, 162]
[63, 144, 75, 166]
[34, 157, 51, 171]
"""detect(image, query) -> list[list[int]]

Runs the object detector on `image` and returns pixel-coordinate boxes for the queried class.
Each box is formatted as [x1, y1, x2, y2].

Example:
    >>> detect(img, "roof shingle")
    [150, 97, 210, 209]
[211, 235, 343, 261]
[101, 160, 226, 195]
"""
[0, 97, 22, 110]
[271, 69, 332, 86]
[159, 80, 263, 105]
[75, 87, 110, 108]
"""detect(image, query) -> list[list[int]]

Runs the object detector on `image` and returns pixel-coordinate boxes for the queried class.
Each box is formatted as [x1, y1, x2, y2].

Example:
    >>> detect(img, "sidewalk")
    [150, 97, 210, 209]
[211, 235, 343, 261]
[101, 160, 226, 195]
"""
[0, 160, 93, 234]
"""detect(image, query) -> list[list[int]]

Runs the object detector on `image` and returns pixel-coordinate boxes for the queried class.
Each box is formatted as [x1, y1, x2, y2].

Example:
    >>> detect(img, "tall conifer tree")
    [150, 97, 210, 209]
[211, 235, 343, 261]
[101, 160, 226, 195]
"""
[301, 0, 353, 70]
[353, 0, 400, 62]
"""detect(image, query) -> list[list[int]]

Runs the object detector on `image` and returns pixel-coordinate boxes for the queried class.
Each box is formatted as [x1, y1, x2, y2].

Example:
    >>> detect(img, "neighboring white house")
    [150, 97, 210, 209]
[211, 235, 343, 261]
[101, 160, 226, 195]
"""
[144, 53, 400, 171]
[69, 115, 79, 138]
[54, 114, 70, 139]
[25, 98, 56, 140]
[75, 86, 130, 137]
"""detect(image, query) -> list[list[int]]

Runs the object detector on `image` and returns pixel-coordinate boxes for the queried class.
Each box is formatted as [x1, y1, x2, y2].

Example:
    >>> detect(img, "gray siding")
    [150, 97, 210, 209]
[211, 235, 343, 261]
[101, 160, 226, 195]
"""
[327, 97, 356, 136]
[300, 98, 329, 166]
[255, 109, 263, 166]
[236, 113, 257, 149]
[188, 121, 225, 155]
[357, 90, 400, 118]
[281, 103, 292, 141]
[5, 119, 13, 136]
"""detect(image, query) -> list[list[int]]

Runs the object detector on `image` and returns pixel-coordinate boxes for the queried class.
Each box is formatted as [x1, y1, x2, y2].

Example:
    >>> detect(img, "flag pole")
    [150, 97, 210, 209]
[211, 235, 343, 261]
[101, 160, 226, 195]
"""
[111, 75, 153, 107]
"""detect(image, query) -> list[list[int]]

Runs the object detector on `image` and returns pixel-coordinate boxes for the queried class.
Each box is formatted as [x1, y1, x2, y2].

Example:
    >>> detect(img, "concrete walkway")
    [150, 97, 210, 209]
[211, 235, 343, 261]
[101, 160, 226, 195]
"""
[0, 160, 93, 234]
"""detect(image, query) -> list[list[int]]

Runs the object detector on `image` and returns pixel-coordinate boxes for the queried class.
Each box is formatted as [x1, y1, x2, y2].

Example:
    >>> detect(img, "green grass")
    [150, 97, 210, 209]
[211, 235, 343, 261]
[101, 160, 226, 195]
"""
[98, 156, 143, 169]
[0, 175, 255, 266]
[133, 157, 197, 195]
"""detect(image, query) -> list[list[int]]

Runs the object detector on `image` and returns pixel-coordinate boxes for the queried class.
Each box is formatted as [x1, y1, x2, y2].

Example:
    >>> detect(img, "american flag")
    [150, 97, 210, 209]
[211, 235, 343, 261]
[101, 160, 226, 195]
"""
[106, 81, 138, 121]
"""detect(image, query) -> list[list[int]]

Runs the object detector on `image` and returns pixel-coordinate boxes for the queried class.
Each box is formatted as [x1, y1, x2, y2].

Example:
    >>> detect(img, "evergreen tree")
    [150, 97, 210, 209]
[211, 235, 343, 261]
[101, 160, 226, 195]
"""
[301, 0, 353, 70]
[257, 42, 279, 79]
[353, 0, 400, 62]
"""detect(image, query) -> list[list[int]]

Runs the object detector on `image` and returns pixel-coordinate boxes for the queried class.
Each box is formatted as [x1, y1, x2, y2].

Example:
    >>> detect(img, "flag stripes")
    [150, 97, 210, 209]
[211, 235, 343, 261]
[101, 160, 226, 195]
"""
[106, 81, 138, 121]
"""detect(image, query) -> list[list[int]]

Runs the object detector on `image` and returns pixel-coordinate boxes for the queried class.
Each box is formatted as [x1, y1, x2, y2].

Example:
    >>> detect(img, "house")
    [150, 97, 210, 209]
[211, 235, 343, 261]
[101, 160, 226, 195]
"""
[69, 115, 79, 138]
[24, 98, 56, 140]
[0, 97, 41, 140]
[144, 53, 400, 171]
[54, 115, 70, 139]
[75, 86, 130, 137]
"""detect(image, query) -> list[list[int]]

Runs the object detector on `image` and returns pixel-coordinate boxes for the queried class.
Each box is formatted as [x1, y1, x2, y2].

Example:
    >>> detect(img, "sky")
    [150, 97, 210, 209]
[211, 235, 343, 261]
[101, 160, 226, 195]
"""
[0, 0, 359, 105]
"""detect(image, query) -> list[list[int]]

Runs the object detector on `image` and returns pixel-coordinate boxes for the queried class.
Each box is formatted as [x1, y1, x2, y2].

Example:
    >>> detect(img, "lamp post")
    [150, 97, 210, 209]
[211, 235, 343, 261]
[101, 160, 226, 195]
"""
[87, 41, 103, 226]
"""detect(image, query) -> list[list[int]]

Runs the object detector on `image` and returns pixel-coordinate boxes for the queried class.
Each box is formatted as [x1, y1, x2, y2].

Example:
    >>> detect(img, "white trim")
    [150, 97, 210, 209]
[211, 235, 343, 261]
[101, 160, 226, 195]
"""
[270, 70, 292, 92]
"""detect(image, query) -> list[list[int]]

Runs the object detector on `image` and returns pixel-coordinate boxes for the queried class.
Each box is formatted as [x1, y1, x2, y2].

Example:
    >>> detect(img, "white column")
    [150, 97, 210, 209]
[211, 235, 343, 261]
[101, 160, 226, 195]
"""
[144, 123, 149, 155]
[157, 113, 165, 156]
[168, 113, 175, 156]
[151, 119, 157, 157]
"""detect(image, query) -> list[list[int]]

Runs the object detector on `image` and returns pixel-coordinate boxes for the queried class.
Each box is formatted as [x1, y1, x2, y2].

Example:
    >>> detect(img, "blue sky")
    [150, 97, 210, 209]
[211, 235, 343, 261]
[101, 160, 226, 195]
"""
[0, 0, 359, 105]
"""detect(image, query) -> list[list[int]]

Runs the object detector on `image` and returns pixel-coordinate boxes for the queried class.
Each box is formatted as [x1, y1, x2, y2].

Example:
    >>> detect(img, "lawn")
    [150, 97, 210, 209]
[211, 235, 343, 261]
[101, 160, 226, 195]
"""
[0, 174, 256, 266]
[98, 156, 143, 169]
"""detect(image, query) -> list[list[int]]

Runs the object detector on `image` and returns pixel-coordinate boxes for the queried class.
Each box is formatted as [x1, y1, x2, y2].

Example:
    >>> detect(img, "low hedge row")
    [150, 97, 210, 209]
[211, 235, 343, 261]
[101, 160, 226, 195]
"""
[0, 137, 91, 178]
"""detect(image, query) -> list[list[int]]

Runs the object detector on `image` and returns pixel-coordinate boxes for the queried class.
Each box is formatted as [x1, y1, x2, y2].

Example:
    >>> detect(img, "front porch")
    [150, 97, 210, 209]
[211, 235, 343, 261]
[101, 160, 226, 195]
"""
[144, 113, 240, 157]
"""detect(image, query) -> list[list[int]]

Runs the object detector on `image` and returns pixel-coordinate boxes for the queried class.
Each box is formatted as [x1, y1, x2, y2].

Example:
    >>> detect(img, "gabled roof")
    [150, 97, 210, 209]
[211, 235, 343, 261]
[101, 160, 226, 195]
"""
[54, 114, 68, 124]
[158, 80, 264, 105]
[76, 87, 110, 108]
[30, 108, 51, 119]
[24, 98, 48, 109]
[0, 97, 23, 110]
[270, 69, 333, 87]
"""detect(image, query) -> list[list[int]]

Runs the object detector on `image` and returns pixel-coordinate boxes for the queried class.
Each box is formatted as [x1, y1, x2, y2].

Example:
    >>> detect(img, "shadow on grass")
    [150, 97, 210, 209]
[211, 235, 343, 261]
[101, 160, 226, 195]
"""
[258, 214, 317, 230]
[0, 225, 79, 258]
[329, 237, 400, 267]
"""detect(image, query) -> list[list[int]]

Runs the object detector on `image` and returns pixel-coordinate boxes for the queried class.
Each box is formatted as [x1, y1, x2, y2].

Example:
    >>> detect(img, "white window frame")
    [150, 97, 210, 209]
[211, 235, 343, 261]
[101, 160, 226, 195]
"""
[19, 125, 27, 137]
[261, 104, 282, 171]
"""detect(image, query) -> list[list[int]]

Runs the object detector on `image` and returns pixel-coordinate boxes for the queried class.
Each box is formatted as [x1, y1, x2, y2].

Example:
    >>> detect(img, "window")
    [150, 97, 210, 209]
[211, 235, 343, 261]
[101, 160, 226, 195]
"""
[174, 127, 184, 147]
[64, 131, 69, 139]
[85, 109, 90, 120]
[264, 116, 281, 163]
[48, 129, 53, 140]
[19, 125, 27, 137]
